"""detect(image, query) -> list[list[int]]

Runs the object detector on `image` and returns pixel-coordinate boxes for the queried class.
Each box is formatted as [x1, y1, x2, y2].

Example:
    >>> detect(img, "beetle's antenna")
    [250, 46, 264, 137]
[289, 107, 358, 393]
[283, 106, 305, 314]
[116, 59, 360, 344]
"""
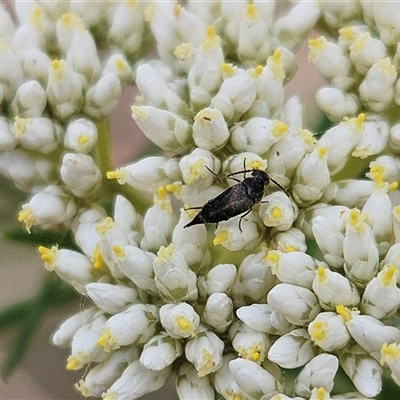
[205, 165, 219, 178]
[270, 177, 290, 197]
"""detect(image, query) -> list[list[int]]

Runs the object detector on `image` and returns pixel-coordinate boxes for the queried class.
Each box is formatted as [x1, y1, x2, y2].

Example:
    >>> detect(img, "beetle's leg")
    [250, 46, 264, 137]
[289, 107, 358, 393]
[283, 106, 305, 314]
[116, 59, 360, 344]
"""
[238, 208, 252, 233]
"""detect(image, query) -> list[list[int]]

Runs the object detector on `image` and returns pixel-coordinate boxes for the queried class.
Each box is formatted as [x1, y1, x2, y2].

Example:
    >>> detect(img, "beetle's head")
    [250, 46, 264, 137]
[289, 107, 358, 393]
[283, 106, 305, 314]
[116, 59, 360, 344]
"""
[251, 169, 270, 185]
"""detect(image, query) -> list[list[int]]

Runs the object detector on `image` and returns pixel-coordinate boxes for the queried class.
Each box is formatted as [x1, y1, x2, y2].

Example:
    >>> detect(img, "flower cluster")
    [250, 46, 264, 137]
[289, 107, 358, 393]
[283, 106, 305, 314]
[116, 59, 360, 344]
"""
[2, 1, 400, 399]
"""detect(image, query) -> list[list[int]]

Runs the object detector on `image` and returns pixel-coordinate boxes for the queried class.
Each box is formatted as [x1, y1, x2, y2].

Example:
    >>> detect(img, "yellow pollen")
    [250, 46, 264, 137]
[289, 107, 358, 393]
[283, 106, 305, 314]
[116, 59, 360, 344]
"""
[97, 328, 114, 349]
[268, 49, 285, 79]
[30, 7, 43, 30]
[173, 4, 182, 17]
[316, 266, 327, 283]
[272, 120, 288, 137]
[156, 244, 175, 264]
[376, 57, 396, 77]
[349, 32, 370, 53]
[112, 244, 125, 259]
[308, 37, 327, 62]
[317, 146, 327, 159]
[251, 65, 263, 78]
[114, 59, 125, 72]
[336, 305, 352, 322]
[131, 105, 148, 121]
[220, 63, 234, 76]
[50, 59, 67, 82]
[198, 349, 214, 377]
[266, 250, 280, 263]
[213, 229, 229, 246]
[355, 113, 365, 129]
[96, 217, 114, 235]
[283, 245, 297, 253]
[77, 134, 89, 145]
[174, 42, 193, 60]
[143, 3, 156, 22]
[66, 356, 82, 371]
[348, 208, 366, 233]
[380, 264, 398, 287]
[310, 321, 327, 342]
[245, 4, 258, 20]
[14, 116, 30, 138]
[18, 206, 35, 233]
[381, 342, 400, 365]
[92, 245, 103, 269]
[389, 182, 399, 192]
[157, 186, 168, 201]
[38, 245, 57, 270]
[251, 160, 261, 170]
[271, 206, 282, 220]
[60, 13, 72, 27]
[106, 169, 126, 181]
[176, 316, 194, 336]
[186, 158, 206, 185]
[340, 27, 356, 41]
[315, 387, 328, 400]
[393, 205, 400, 220]
[203, 26, 220, 51]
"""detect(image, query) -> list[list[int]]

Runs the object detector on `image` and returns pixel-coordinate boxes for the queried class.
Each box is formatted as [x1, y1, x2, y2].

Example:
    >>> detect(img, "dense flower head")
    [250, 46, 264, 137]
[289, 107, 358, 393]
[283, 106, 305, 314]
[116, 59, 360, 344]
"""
[3, 1, 400, 399]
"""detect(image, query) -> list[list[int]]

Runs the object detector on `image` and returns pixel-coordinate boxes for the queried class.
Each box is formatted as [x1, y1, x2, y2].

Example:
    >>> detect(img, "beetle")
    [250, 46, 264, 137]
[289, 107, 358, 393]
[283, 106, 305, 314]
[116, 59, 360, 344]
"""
[184, 162, 289, 232]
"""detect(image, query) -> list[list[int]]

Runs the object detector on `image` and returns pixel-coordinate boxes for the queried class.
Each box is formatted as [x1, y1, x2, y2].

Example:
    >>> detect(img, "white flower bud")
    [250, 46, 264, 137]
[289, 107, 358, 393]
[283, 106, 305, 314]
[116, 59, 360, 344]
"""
[294, 354, 338, 398]
[230, 321, 270, 364]
[292, 147, 330, 206]
[186, 329, 225, 376]
[113, 195, 143, 241]
[231, 251, 276, 307]
[84, 73, 121, 119]
[213, 216, 264, 252]
[192, 107, 229, 151]
[266, 250, 317, 289]
[320, 2, 362, 29]
[316, 87, 359, 122]
[339, 343, 382, 398]
[203, 263, 236, 296]
[21, 48, 50, 85]
[141, 190, 177, 252]
[60, 153, 101, 198]
[308, 36, 354, 91]
[64, 117, 98, 153]
[14, 116, 61, 154]
[267, 283, 321, 326]
[338, 306, 400, 361]
[360, 264, 400, 319]
[273, 1, 320, 50]
[0, 44, 24, 101]
[214, 353, 247, 399]
[312, 216, 345, 269]
[66, 28, 101, 83]
[53, 308, 98, 348]
[312, 266, 360, 310]
[210, 67, 257, 122]
[38, 246, 95, 294]
[338, 25, 369, 49]
[203, 292, 233, 334]
[0, 149, 55, 192]
[260, 191, 297, 231]
[136, 63, 188, 116]
[140, 332, 183, 371]
[103, 53, 133, 85]
[343, 209, 380, 287]
[71, 207, 104, 259]
[160, 302, 200, 339]
[113, 245, 156, 293]
[0, 116, 17, 151]
[237, 304, 292, 336]
[308, 312, 351, 352]
[103, 359, 172, 400]
[18, 186, 76, 232]
[268, 329, 316, 369]
[381, 342, 400, 386]
[231, 117, 287, 156]
[349, 32, 387, 75]
[85, 283, 139, 315]
[381, 243, 400, 284]
[107, 1, 148, 60]
[176, 361, 214, 400]
[188, 26, 224, 109]
[97, 304, 159, 352]
[179, 147, 221, 189]
[10, 80, 46, 117]
[369, 155, 400, 183]
[67, 312, 108, 370]
[274, 228, 307, 253]
[360, 58, 396, 112]
[229, 358, 281, 399]
[374, 2, 400, 46]
[153, 243, 198, 302]
[321, 179, 372, 210]
[46, 59, 83, 119]
[266, 129, 314, 187]
[77, 348, 139, 398]
[131, 105, 192, 152]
